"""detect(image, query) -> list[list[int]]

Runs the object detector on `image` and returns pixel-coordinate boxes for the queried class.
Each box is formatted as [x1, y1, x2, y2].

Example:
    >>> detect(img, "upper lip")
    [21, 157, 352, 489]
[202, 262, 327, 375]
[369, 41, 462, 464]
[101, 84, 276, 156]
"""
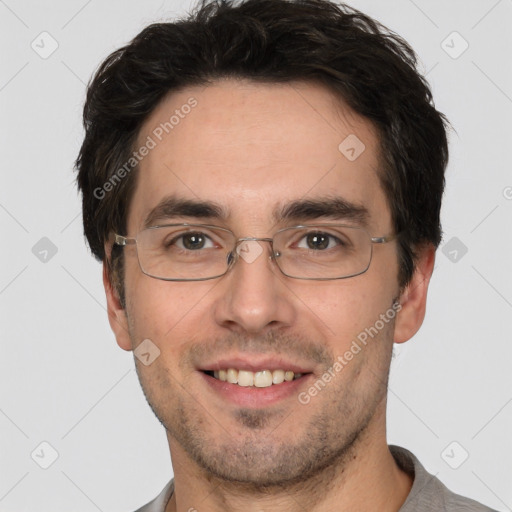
[198, 354, 314, 374]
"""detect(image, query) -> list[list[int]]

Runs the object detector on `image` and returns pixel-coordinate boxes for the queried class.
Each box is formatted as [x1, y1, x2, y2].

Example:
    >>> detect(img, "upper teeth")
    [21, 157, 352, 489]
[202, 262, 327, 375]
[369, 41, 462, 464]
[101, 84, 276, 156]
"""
[212, 369, 303, 387]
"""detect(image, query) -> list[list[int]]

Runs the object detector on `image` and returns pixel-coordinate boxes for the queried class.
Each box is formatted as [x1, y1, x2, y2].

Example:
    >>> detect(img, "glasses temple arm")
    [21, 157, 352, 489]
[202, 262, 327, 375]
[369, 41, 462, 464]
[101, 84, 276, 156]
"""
[114, 234, 137, 246]
[371, 232, 400, 244]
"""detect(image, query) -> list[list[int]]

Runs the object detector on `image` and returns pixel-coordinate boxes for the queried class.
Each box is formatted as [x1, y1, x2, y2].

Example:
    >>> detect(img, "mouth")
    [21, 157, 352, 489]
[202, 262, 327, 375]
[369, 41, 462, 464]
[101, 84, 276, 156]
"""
[199, 368, 313, 408]
[197, 355, 315, 407]
[202, 368, 308, 388]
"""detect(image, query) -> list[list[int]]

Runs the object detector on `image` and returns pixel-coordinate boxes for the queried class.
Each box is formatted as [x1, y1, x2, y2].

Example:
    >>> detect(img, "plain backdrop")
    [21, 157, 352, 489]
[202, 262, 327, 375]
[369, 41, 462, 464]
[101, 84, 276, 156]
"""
[1, 0, 511, 511]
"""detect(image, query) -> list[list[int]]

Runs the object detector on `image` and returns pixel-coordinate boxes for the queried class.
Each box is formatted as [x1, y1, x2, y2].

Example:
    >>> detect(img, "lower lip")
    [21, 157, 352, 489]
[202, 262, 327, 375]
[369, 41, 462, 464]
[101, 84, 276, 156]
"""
[199, 371, 312, 408]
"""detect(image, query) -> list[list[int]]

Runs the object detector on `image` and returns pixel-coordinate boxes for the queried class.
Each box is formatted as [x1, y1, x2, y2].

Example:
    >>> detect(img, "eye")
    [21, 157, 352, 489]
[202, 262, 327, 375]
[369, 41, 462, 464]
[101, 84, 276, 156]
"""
[297, 232, 342, 250]
[172, 232, 215, 250]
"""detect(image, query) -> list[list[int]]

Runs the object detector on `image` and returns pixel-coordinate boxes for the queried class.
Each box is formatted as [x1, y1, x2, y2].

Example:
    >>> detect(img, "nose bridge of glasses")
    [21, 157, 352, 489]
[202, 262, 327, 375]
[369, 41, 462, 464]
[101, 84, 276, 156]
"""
[227, 236, 277, 267]
[235, 236, 276, 254]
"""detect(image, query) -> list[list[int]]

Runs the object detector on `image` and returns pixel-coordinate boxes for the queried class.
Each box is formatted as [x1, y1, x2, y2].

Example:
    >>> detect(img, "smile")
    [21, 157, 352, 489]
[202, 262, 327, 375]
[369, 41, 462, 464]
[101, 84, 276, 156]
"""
[204, 369, 305, 387]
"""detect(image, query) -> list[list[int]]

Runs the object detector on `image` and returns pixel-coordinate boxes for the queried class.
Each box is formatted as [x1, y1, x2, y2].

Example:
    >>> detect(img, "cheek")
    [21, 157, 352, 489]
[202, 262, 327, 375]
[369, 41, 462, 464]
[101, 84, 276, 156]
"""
[124, 265, 217, 345]
[296, 276, 394, 348]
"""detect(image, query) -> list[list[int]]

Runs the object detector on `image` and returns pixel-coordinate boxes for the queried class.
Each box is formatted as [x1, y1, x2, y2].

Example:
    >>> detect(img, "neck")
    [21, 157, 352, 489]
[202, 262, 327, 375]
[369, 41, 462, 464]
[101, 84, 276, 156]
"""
[164, 411, 412, 512]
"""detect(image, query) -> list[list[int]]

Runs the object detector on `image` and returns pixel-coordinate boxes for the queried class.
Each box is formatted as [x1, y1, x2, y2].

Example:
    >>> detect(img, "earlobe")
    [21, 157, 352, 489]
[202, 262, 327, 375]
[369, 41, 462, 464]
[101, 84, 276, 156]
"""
[393, 244, 436, 344]
[102, 258, 133, 352]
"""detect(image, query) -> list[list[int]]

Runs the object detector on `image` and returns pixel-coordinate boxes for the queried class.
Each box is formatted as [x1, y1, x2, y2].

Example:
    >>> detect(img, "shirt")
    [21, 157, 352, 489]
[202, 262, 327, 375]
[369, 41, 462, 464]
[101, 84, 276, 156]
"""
[133, 445, 497, 511]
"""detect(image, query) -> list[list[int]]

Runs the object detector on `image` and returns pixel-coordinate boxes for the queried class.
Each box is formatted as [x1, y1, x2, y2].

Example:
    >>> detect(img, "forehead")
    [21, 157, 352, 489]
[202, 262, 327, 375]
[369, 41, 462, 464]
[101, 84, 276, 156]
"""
[128, 79, 389, 233]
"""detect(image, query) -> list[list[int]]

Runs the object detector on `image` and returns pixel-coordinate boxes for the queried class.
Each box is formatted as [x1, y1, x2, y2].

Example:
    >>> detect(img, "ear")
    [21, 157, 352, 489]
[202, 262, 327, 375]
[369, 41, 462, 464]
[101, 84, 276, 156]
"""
[393, 243, 436, 344]
[103, 254, 133, 352]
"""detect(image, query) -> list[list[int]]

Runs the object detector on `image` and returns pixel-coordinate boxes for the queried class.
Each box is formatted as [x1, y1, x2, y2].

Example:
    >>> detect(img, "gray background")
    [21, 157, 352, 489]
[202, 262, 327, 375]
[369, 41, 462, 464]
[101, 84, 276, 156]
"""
[1, 0, 511, 510]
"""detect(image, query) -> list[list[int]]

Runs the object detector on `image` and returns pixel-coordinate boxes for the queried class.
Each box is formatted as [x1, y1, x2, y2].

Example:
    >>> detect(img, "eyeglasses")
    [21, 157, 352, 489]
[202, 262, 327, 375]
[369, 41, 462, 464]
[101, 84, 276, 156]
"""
[113, 223, 398, 281]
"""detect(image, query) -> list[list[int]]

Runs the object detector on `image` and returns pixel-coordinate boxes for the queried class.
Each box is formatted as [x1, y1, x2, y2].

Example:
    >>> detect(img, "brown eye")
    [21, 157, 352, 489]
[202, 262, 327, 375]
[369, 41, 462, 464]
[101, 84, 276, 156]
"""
[181, 233, 207, 250]
[305, 233, 330, 250]
[297, 232, 341, 251]
[164, 231, 215, 251]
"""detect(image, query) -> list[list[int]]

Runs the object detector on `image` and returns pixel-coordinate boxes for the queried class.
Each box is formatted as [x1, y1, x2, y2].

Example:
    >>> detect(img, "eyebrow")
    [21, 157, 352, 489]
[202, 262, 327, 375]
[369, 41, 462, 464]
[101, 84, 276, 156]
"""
[143, 196, 228, 229]
[142, 195, 370, 229]
[273, 197, 369, 226]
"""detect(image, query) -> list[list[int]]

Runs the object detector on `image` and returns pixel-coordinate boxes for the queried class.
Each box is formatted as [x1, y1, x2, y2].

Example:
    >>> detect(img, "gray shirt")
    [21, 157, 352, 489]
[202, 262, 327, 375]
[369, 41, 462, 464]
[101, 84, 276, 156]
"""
[133, 445, 497, 511]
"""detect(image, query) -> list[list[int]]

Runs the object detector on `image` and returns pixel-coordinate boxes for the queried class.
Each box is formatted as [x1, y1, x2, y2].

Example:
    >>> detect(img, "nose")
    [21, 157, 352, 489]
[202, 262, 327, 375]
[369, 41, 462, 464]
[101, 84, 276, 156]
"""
[212, 239, 296, 334]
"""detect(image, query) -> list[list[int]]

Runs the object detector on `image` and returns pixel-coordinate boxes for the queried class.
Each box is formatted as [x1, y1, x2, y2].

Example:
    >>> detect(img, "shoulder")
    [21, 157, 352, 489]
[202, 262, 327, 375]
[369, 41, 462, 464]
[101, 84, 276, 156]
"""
[132, 479, 174, 512]
[390, 445, 497, 512]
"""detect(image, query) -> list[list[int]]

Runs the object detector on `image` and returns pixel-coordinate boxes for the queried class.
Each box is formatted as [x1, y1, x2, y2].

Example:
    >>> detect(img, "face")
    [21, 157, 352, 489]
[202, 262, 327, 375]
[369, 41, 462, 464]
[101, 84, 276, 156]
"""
[105, 79, 432, 487]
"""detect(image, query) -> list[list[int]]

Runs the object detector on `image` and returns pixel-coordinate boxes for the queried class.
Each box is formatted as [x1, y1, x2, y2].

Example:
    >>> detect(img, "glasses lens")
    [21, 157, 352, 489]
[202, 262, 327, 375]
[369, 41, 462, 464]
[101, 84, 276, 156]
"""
[133, 224, 372, 281]
[136, 225, 234, 280]
[273, 225, 371, 279]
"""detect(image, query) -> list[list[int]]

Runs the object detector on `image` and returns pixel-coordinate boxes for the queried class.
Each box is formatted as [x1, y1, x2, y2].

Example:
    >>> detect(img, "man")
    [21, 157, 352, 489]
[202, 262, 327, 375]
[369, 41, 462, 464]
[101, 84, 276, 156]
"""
[75, 0, 497, 510]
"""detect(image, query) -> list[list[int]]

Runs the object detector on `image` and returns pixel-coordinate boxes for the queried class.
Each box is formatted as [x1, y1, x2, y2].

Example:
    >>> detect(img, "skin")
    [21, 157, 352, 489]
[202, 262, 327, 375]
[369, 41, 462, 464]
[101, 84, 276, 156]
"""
[103, 79, 435, 512]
